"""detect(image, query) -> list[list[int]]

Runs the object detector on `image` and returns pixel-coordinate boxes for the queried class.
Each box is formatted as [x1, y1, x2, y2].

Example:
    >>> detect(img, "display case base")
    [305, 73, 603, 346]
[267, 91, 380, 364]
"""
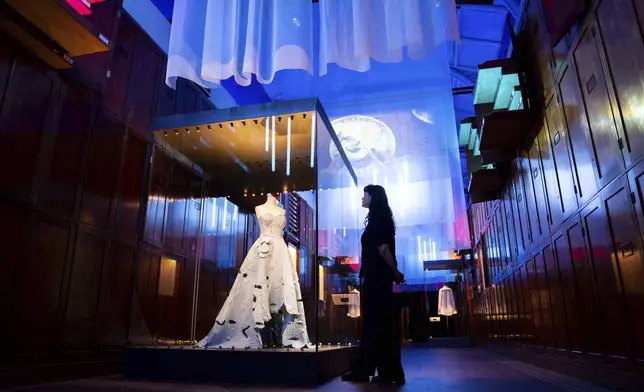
[124, 345, 359, 386]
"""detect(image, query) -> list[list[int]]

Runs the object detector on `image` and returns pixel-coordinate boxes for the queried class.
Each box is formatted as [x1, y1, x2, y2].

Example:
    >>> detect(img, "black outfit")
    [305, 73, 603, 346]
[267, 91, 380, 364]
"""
[345, 223, 404, 383]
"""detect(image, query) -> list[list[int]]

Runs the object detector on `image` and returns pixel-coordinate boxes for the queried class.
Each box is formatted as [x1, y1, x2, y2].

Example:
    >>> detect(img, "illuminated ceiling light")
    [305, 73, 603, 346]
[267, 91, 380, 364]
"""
[174, 129, 179, 135]
[286, 115, 292, 176]
[207, 125, 211, 130]
[218, 124, 223, 129]
[242, 121, 246, 126]
[265, 116, 269, 152]
[196, 127, 200, 132]
[310, 114, 316, 168]
[186, 128, 190, 134]
[164, 131, 168, 136]
[271, 116, 276, 172]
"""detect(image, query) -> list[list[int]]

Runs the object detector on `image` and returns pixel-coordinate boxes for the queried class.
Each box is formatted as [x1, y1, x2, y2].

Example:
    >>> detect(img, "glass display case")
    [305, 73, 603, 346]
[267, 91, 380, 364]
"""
[126, 99, 360, 384]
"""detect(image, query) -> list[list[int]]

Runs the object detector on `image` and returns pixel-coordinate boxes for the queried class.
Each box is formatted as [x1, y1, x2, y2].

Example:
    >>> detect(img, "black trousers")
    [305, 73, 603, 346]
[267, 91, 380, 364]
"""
[352, 277, 404, 379]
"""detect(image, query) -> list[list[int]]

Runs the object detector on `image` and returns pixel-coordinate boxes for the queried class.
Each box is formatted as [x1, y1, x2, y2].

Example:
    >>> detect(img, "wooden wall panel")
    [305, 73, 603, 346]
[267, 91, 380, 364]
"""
[114, 133, 147, 238]
[64, 231, 106, 347]
[155, 256, 182, 344]
[559, 63, 599, 205]
[0, 59, 57, 200]
[511, 168, 529, 255]
[80, 113, 124, 229]
[97, 242, 135, 348]
[38, 88, 92, 218]
[145, 146, 170, 245]
[545, 93, 578, 225]
[572, 28, 623, 186]
[602, 176, 644, 359]
[104, 16, 137, 120]
[11, 219, 71, 353]
[127, 35, 162, 137]
[580, 198, 630, 358]
[552, 228, 581, 352]
[536, 251, 556, 348]
[595, 0, 644, 164]
[543, 242, 567, 349]
[164, 165, 189, 253]
[128, 249, 160, 346]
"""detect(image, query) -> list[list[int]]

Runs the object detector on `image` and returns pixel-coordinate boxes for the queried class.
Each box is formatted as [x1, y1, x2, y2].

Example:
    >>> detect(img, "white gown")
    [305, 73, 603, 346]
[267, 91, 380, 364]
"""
[197, 212, 310, 349]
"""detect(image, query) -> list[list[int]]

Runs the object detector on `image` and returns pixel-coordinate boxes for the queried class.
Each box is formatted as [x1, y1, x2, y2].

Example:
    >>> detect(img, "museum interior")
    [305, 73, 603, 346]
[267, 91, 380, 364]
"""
[0, 0, 643, 391]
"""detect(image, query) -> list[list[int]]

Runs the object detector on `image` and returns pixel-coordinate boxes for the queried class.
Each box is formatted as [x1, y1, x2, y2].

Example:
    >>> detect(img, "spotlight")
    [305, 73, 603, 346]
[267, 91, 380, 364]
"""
[164, 131, 168, 136]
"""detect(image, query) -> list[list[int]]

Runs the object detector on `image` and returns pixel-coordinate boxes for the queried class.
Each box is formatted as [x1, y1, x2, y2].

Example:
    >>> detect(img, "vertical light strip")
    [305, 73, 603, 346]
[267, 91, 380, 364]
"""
[431, 240, 437, 261]
[222, 198, 228, 231]
[271, 116, 276, 172]
[310, 113, 316, 168]
[265, 116, 269, 152]
[286, 116, 292, 176]
[343, 226, 346, 237]
[423, 241, 428, 263]
[210, 198, 216, 228]
[233, 205, 238, 222]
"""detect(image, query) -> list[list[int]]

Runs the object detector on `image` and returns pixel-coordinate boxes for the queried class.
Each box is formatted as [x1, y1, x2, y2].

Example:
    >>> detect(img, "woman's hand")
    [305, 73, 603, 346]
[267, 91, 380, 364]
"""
[394, 270, 405, 284]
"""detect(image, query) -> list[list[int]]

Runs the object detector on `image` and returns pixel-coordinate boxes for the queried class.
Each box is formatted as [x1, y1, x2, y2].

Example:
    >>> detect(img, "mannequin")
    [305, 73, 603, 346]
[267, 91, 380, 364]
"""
[255, 193, 285, 217]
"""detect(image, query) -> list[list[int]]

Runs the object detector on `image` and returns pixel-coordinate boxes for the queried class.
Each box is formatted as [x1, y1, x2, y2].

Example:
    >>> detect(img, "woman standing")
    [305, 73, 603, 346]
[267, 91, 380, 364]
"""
[341, 185, 405, 385]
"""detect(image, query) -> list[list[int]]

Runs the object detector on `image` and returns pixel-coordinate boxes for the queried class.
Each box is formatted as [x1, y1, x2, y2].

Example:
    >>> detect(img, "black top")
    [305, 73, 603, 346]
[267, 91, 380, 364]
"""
[360, 223, 396, 282]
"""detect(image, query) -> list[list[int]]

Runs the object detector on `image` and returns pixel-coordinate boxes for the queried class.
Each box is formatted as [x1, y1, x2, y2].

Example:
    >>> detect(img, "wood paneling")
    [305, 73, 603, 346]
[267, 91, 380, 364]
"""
[97, 242, 134, 348]
[471, 6, 644, 377]
[39, 87, 92, 218]
[127, 34, 161, 137]
[580, 197, 630, 358]
[602, 175, 644, 359]
[572, 28, 623, 186]
[545, 93, 578, 226]
[0, 58, 57, 200]
[595, 0, 644, 164]
[79, 112, 124, 229]
[64, 231, 106, 347]
[114, 133, 146, 237]
[0, 1, 215, 382]
[559, 63, 599, 205]
[11, 219, 71, 353]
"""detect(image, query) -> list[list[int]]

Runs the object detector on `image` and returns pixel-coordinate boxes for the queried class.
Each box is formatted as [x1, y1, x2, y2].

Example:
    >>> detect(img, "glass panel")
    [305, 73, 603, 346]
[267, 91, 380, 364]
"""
[135, 100, 359, 355]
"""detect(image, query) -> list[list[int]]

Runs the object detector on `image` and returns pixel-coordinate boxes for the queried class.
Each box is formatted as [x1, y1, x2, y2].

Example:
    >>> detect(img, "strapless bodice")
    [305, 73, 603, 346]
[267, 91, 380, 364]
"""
[257, 213, 286, 238]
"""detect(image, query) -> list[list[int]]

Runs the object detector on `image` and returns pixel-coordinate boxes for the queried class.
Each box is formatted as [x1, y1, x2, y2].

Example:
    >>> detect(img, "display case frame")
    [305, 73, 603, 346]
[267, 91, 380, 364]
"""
[125, 98, 361, 385]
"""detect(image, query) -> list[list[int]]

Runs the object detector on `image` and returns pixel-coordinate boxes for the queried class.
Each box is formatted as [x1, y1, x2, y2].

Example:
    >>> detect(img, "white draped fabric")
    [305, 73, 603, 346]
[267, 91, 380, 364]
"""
[166, 0, 459, 88]
[318, 0, 460, 75]
[438, 286, 457, 316]
[167, 0, 314, 88]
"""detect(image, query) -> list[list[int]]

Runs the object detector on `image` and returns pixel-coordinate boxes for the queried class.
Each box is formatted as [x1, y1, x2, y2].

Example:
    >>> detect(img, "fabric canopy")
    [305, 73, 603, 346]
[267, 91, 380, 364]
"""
[166, 0, 459, 88]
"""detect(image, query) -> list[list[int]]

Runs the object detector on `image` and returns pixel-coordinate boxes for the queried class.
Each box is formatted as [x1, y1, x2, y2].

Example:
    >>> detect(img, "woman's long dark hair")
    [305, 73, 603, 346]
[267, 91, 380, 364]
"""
[364, 184, 395, 235]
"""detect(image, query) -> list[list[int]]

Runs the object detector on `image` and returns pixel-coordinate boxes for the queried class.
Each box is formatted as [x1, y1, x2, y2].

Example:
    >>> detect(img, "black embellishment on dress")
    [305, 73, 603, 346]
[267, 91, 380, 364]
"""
[215, 320, 224, 325]
[229, 320, 237, 324]
[253, 295, 257, 302]
[242, 326, 250, 338]
[243, 273, 248, 277]
[254, 285, 262, 289]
